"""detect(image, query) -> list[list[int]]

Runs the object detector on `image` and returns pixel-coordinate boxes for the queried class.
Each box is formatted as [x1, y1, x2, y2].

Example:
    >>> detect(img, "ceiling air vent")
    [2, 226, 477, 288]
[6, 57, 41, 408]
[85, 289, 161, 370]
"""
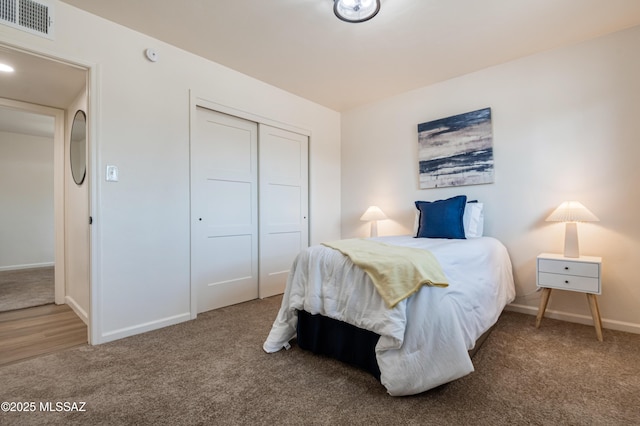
[0, 0, 54, 39]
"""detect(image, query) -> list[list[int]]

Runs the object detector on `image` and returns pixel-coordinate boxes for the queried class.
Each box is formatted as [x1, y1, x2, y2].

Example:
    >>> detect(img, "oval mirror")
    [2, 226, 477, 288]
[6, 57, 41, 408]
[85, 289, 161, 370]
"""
[70, 110, 87, 185]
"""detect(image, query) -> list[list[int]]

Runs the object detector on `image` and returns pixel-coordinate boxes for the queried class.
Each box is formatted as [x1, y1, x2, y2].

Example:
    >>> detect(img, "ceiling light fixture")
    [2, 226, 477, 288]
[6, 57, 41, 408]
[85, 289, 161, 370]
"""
[0, 63, 15, 73]
[334, 0, 380, 23]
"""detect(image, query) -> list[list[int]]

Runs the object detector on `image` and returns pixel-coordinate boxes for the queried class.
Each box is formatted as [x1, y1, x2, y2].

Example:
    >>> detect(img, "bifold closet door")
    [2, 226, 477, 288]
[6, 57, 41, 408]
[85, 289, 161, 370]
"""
[192, 107, 259, 314]
[258, 124, 309, 298]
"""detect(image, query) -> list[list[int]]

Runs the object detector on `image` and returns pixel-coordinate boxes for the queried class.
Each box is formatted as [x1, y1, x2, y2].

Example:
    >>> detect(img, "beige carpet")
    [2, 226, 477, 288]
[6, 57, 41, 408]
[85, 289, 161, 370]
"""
[1, 295, 639, 425]
[0, 267, 54, 312]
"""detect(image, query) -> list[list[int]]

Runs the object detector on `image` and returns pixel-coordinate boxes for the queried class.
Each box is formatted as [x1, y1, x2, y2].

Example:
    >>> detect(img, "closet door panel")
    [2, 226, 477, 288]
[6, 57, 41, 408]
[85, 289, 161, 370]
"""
[259, 125, 309, 298]
[267, 184, 301, 228]
[192, 108, 258, 313]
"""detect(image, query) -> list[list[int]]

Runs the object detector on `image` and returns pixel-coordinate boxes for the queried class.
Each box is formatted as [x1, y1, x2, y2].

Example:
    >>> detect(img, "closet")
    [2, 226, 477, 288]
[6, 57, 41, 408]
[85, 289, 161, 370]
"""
[191, 107, 309, 314]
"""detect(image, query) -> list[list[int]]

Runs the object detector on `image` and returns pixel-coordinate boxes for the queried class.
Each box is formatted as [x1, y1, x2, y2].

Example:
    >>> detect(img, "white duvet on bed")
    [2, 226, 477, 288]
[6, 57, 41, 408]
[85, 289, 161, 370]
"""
[263, 235, 516, 396]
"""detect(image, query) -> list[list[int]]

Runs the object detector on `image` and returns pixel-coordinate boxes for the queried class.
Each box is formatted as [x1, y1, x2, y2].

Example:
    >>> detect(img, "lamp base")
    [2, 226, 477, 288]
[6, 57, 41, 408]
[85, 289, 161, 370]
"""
[370, 221, 378, 238]
[564, 222, 579, 258]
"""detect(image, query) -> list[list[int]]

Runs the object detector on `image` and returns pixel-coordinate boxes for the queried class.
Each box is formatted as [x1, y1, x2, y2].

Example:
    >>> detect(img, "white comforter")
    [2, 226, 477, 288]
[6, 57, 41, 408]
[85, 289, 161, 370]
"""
[263, 235, 516, 396]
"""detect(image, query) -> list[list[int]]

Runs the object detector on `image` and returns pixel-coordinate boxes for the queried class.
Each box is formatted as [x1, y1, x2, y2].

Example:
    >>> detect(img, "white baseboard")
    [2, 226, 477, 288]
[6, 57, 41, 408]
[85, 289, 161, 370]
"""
[97, 312, 192, 344]
[65, 295, 89, 326]
[0, 262, 55, 272]
[506, 303, 640, 335]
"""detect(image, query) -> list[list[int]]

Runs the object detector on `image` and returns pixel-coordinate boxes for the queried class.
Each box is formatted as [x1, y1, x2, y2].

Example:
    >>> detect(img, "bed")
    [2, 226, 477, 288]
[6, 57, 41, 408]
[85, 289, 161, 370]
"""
[263, 197, 516, 396]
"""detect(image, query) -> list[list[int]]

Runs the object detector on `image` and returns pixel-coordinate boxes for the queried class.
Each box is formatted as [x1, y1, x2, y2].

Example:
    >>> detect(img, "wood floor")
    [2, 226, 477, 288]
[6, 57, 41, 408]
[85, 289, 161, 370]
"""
[0, 304, 87, 367]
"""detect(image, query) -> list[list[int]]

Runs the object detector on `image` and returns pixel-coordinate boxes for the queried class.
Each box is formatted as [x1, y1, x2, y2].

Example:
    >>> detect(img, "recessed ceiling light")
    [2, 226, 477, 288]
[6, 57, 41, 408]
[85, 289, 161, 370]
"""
[0, 63, 15, 73]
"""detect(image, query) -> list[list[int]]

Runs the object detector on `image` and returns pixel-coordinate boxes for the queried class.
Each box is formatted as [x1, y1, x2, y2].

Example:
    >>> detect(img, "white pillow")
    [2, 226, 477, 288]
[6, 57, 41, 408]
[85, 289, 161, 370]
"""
[463, 202, 484, 238]
[413, 201, 484, 238]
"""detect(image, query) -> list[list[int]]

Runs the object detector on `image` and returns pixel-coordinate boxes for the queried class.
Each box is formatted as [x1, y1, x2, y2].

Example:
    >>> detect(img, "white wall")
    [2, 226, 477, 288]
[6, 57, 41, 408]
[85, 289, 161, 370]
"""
[0, 2, 341, 343]
[341, 26, 640, 332]
[0, 130, 54, 270]
[65, 89, 90, 324]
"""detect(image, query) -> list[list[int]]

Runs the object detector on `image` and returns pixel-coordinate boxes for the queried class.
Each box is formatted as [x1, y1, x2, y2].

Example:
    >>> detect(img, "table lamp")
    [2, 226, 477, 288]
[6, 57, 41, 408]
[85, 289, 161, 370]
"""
[546, 201, 599, 258]
[360, 206, 387, 237]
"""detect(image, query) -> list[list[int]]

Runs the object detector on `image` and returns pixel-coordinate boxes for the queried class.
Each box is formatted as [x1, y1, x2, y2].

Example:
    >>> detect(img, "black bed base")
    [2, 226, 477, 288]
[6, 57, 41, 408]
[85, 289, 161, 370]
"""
[296, 310, 494, 381]
[296, 310, 381, 380]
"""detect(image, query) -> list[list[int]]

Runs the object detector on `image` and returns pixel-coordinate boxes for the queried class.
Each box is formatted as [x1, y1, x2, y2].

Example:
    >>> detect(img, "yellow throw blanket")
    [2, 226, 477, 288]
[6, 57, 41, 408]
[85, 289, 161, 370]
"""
[321, 239, 448, 308]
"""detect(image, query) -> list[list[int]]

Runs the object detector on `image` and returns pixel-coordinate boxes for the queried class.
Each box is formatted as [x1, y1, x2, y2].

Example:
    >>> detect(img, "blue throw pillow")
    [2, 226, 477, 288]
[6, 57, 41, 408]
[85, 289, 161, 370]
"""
[415, 195, 467, 239]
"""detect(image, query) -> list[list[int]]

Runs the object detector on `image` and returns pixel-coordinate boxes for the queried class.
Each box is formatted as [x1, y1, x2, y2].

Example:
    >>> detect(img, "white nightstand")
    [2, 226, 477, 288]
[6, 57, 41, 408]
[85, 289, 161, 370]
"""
[535, 253, 603, 341]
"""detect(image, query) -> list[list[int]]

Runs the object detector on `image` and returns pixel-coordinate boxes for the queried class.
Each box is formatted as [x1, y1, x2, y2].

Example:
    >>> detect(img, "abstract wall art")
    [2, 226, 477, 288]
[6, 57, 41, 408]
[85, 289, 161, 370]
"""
[417, 107, 494, 189]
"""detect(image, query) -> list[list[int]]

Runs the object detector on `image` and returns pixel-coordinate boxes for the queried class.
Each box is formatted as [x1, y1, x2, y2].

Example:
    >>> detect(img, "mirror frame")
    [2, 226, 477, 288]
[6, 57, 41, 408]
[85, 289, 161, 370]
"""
[70, 109, 87, 186]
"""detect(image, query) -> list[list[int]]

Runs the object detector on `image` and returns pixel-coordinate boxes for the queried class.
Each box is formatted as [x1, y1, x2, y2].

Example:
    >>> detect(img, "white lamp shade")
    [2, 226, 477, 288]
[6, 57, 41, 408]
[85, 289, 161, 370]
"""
[546, 201, 599, 223]
[360, 205, 387, 221]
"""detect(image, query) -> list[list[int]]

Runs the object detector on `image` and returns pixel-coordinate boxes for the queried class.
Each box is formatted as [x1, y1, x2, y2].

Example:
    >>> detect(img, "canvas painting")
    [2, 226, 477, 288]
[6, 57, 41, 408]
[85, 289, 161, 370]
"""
[417, 107, 494, 189]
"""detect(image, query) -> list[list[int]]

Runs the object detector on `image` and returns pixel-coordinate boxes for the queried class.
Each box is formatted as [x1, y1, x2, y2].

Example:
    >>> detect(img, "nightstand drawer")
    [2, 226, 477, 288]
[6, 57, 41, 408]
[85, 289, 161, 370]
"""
[538, 259, 599, 278]
[538, 272, 600, 293]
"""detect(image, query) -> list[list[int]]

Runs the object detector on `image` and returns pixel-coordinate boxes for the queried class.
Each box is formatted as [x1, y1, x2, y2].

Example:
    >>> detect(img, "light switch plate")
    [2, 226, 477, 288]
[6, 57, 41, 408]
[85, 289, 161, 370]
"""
[106, 165, 119, 182]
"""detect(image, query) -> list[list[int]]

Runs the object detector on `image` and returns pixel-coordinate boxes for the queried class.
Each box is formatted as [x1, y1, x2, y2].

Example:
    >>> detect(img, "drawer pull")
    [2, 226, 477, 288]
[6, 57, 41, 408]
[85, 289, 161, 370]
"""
[565, 280, 569, 284]
[564, 266, 569, 270]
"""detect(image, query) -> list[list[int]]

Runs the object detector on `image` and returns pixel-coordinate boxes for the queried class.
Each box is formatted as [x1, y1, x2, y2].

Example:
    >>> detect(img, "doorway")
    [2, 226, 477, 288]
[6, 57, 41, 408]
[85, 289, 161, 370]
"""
[0, 106, 57, 312]
[0, 45, 90, 343]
